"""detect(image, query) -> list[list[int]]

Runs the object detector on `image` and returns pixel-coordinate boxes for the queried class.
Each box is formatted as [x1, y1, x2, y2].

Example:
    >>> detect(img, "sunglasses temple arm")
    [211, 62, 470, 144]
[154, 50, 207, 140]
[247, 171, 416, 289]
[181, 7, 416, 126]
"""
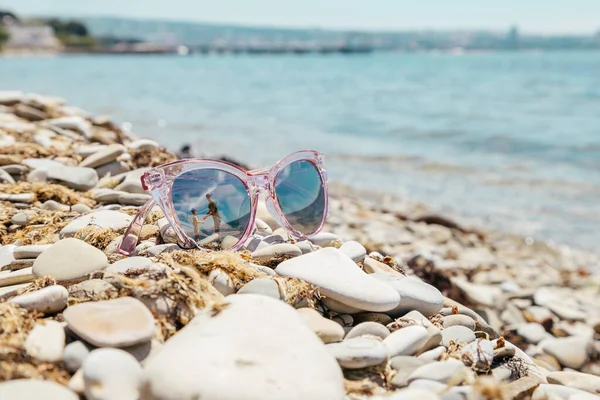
[117, 198, 156, 256]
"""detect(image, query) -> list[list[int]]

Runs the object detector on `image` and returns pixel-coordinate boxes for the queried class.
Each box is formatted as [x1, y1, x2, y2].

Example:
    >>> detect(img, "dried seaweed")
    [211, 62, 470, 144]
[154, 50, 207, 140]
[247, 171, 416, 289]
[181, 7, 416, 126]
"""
[74, 226, 124, 250]
[0, 182, 95, 207]
[128, 147, 177, 168]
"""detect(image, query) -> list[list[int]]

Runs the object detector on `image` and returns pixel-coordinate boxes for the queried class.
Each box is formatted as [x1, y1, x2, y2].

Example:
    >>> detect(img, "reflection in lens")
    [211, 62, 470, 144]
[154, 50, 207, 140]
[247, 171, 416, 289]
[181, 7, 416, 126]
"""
[171, 169, 251, 250]
[274, 160, 325, 235]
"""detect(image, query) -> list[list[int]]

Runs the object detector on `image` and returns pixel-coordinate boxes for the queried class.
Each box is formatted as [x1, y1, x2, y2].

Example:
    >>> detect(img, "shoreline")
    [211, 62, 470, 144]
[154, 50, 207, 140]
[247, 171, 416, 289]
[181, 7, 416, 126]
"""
[1, 92, 599, 398]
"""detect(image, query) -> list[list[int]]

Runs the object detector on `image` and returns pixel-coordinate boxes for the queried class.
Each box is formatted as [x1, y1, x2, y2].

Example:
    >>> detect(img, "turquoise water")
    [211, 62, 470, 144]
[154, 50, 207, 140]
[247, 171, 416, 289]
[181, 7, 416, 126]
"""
[1, 52, 599, 250]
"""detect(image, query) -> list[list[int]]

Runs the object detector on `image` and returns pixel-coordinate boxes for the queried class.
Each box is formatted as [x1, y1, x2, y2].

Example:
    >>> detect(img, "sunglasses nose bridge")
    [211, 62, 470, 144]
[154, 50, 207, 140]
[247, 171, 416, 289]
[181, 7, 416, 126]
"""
[248, 174, 269, 192]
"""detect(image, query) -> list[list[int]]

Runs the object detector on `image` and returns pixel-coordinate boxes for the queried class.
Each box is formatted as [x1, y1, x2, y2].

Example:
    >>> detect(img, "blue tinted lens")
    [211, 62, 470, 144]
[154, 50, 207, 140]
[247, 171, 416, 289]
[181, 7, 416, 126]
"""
[274, 160, 325, 234]
[171, 169, 251, 249]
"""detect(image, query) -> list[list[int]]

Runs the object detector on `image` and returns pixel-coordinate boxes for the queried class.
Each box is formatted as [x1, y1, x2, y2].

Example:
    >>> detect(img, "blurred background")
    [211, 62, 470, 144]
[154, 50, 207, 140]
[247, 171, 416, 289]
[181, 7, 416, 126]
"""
[0, 0, 599, 251]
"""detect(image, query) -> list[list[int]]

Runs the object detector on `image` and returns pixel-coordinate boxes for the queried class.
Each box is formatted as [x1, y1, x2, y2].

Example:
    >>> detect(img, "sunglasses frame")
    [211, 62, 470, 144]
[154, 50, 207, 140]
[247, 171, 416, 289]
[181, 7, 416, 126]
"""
[117, 149, 329, 256]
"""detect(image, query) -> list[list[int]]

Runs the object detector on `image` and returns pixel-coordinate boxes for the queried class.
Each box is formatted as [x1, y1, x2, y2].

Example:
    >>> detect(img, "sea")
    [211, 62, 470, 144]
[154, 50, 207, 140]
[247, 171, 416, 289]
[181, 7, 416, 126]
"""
[1, 51, 599, 251]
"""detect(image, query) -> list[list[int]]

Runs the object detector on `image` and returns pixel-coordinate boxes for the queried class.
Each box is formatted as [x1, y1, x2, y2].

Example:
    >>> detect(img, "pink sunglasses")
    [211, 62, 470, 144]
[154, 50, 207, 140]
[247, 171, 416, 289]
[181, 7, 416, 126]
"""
[117, 150, 329, 256]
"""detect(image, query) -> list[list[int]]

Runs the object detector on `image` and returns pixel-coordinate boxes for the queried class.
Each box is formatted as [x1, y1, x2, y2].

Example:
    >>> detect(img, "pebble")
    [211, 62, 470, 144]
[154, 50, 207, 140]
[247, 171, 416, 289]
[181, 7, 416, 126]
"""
[539, 336, 590, 369]
[60, 210, 133, 238]
[321, 296, 363, 314]
[385, 388, 440, 400]
[297, 307, 345, 343]
[139, 243, 180, 257]
[91, 188, 127, 203]
[208, 268, 235, 296]
[0, 267, 35, 287]
[276, 248, 400, 312]
[384, 325, 429, 357]
[82, 348, 143, 400]
[13, 244, 51, 259]
[44, 116, 92, 138]
[96, 160, 131, 178]
[353, 312, 394, 326]
[418, 345, 446, 361]
[327, 336, 389, 368]
[23, 158, 98, 191]
[119, 193, 152, 206]
[408, 359, 472, 384]
[41, 199, 70, 211]
[72, 203, 92, 213]
[547, 302, 587, 321]
[251, 243, 302, 262]
[0, 193, 34, 203]
[254, 218, 272, 234]
[295, 240, 315, 254]
[25, 320, 65, 362]
[79, 144, 125, 168]
[63, 340, 91, 372]
[68, 369, 85, 395]
[346, 321, 391, 340]
[363, 257, 402, 274]
[114, 168, 150, 194]
[441, 314, 476, 331]
[69, 279, 118, 301]
[11, 210, 36, 226]
[142, 294, 345, 400]
[309, 232, 341, 247]
[418, 326, 443, 353]
[441, 325, 476, 347]
[525, 305, 555, 325]
[105, 256, 155, 274]
[126, 138, 159, 150]
[10, 285, 68, 313]
[390, 356, 431, 388]
[532, 384, 595, 400]
[371, 273, 444, 317]
[0, 244, 16, 268]
[0, 168, 15, 183]
[546, 371, 600, 394]
[517, 322, 551, 344]
[237, 278, 283, 300]
[451, 278, 502, 308]
[399, 310, 433, 328]
[33, 238, 108, 282]
[76, 144, 107, 158]
[339, 240, 366, 262]
[63, 297, 156, 347]
[461, 339, 494, 370]
[0, 379, 78, 400]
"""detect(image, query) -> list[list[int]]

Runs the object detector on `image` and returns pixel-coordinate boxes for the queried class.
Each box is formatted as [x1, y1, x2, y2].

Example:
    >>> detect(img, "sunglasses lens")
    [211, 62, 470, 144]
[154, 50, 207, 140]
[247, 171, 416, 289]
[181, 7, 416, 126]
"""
[274, 160, 325, 235]
[171, 169, 251, 250]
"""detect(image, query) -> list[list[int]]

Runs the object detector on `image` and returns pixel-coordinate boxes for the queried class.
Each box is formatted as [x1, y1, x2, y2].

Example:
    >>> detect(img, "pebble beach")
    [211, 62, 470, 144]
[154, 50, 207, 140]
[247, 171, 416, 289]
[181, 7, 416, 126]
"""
[0, 91, 599, 399]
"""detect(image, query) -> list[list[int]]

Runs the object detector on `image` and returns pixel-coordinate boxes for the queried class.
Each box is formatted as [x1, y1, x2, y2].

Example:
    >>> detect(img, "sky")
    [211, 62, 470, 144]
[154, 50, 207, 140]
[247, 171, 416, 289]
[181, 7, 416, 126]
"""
[2, 0, 600, 34]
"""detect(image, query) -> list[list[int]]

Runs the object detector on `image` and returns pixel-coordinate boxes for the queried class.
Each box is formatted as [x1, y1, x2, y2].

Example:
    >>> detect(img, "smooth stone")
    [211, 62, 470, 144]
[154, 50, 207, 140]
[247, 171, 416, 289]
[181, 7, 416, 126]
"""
[156, 217, 178, 243]
[441, 315, 476, 331]
[441, 325, 476, 347]
[346, 321, 390, 340]
[10, 285, 68, 313]
[248, 262, 277, 276]
[451, 278, 502, 308]
[237, 278, 283, 300]
[0, 90, 24, 105]
[25, 320, 66, 362]
[114, 168, 150, 194]
[126, 139, 159, 150]
[539, 336, 590, 369]
[353, 312, 394, 326]
[252, 243, 302, 262]
[0, 193, 34, 203]
[0, 267, 34, 287]
[72, 203, 92, 213]
[295, 240, 315, 254]
[408, 359, 472, 384]
[418, 345, 446, 361]
[83, 348, 143, 400]
[327, 336, 389, 368]
[141, 294, 345, 400]
[41, 199, 69, 211]
[461, 339, 494, 370]
[525, 306, 555, 324]
[533, 384, 595, 400]
[119, 193, 152, 206]
[254, 218, 272, 234]
[76, 144, 107, 158]
[80, 144, 125, 168]
[60, 210, 133, 238]
[547, 302, 587, 321]
[68, 369, 85, 395]
[22, 158, 98, 191]
[384, 325, 429, 357]
[0, 379, 78, 399]
[208, 269, 235, 296]
[13, 244, 51, 259]
[276, 248, 400, 312]
[547, 371, 600, 394]
[69, 279, 118, 301]
[44, 116, 92, 137]
[363, 257, 401, 274]
[33, 238, 108, 282]
[11, 211, 35, 226]
[63, 340, 91, 372]
[63, 297, 156, 348]
[0, 244, 16, 268]
[105, 257, 154, 274]
[220, 235, 239, 250]
[0, 283, 30, 297]
[297, 307, 345, 343]
[96, 160, 131, 178]
[371, 273, 444, 317]
[333, 314, 354, 327]
[91, 188, 127, 203]
[321, 297, 363, 314]
[517, 322, 551, 344]
[418, 326, 443, 353]
[385, 388, 440, 400]
[0, 168, 15, 183]
[390, 356, 431, 388]
[400, 310, 434, 328]
[310, 232, 341, 247]
[139, 243, 179, 257]
[339, 240, 366, 263]
[263, 234, 286, 244]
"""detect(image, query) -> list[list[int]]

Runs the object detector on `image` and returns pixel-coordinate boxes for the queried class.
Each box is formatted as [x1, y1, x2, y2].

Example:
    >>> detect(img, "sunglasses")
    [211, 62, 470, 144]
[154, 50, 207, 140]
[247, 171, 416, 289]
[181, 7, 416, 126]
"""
[117, 150, 329, 256]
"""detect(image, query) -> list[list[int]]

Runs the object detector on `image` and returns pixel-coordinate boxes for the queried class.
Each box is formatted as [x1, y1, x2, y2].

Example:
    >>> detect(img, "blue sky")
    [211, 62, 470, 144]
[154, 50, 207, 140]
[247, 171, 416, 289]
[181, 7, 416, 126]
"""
[2, 0, 600, 34]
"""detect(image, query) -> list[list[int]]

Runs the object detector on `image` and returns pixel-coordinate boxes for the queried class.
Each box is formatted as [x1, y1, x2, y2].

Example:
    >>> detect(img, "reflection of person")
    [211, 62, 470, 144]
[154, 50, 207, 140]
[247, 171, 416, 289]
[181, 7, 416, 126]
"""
[191, 208, 202, 241]
[203, 193, 221, 236]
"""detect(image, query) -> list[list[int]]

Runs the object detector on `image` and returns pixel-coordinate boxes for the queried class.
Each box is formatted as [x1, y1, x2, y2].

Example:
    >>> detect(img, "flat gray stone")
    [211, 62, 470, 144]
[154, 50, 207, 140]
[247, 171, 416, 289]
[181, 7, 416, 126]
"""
[441, 314, 476, 331]
[547, 371, 600, 394]
[33, 238, 108, 282]
[63, 340, 91, 372]
[237, 278, 283, 300]
[276, 248, 400, 312]
[252, 243, 302, 262]
[0, 193, 34, 203]
[82, 348, 143, 400]
[371, 273, 444, 317]
[408, 359, 472, 384]
[345, 321, 390, 340]
[327, 336, 389, 369]
[25, 320, 66, 362]
[64, 297, 156, 348]
[13, 244, 52, 259]
[118, 193, 151, 206]
[539, 336, 590, 369]
[390, 356, 431, 388]
[10, 285, 68, 313]
[441, 325, 476, 347]
[60, 210, 132, 238]
[517, 322, 551, 344]
[22, 158, 98, 191]
[105, 257, 154, 274]
[0, 379, 78, 400]
[72, 203, 92, 213]
[297, 307, 345, 344]
[384, 325, 429, 357]
[0, 244, 16, 269]
[80, 144, 125, 168]
[141, 294, 345, 400]
[339, 241, 366, 263]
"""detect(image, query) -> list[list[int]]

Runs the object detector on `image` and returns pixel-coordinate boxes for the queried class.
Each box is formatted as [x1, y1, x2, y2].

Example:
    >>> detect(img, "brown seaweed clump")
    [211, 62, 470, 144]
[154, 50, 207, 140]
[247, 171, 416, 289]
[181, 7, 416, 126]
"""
[3, 209, 81, 246]
[74, 226, 124, 250]
[0, 182, 96, 207]
[128, 147, 178, 168]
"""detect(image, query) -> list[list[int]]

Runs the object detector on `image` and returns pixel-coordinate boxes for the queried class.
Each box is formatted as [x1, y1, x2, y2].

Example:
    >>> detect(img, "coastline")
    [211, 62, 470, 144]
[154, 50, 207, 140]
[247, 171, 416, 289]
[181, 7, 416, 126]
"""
[0, 92, 599, 398]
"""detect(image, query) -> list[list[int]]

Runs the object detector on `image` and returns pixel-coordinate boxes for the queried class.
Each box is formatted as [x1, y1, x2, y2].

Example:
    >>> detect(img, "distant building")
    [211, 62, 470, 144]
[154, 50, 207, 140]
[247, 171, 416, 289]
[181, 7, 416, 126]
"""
[4, 25, 62, 50]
